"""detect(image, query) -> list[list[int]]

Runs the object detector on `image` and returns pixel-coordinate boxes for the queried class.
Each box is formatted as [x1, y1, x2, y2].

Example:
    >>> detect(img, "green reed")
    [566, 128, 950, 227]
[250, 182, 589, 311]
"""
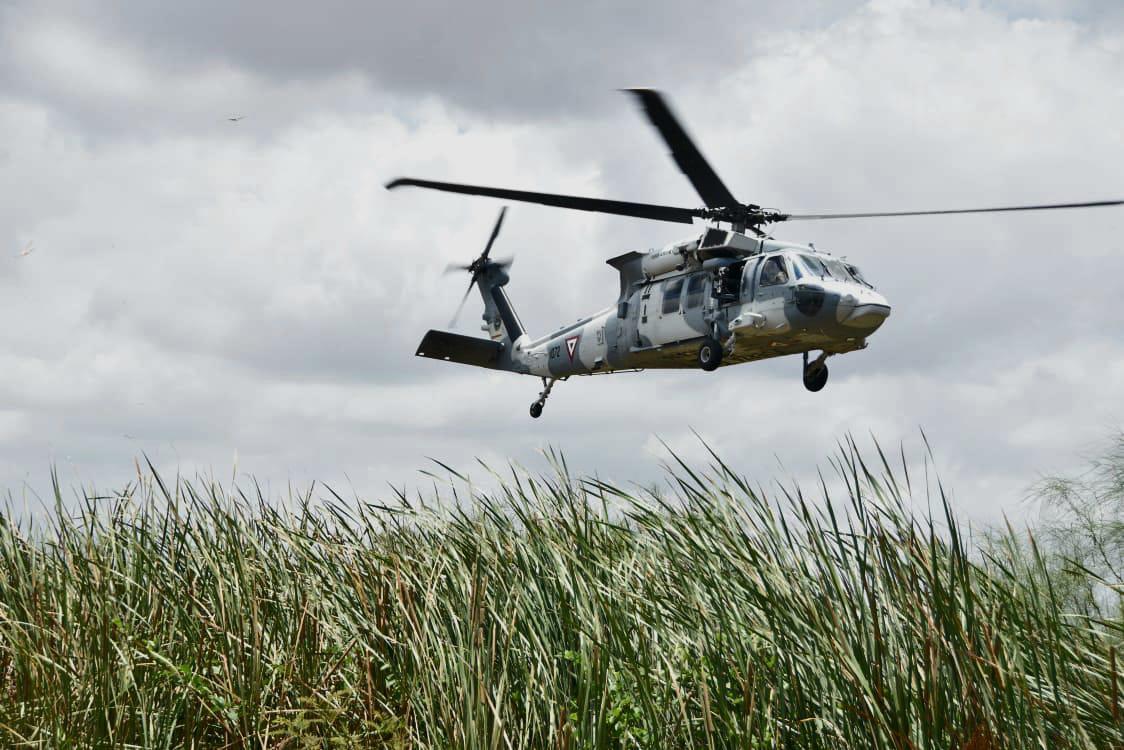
[0, 440, 1121, 748]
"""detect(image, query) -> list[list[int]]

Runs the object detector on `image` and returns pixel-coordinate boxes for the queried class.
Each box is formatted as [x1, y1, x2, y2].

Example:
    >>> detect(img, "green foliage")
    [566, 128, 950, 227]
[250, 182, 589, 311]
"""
[0, 439, 1122, 747]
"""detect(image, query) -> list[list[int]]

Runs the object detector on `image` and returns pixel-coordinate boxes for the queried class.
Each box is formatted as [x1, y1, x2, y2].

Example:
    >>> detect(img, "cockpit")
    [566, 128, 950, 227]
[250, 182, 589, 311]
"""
[722, 245, 890, 336]
[739, 250, 877, 301]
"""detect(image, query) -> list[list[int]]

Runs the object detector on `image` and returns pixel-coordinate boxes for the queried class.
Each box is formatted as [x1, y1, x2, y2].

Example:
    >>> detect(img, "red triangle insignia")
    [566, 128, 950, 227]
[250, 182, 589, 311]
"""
[565, 335, 579, 362]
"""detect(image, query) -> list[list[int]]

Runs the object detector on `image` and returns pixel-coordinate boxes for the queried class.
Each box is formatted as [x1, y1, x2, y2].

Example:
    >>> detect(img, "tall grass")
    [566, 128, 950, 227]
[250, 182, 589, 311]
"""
[1027, 431, 1124, 617]
[1, 440, 1122, 748]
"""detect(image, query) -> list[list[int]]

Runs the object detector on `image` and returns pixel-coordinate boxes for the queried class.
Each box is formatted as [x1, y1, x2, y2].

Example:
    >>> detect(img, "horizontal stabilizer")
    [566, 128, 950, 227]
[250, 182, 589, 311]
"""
[416, 330, 504, 369]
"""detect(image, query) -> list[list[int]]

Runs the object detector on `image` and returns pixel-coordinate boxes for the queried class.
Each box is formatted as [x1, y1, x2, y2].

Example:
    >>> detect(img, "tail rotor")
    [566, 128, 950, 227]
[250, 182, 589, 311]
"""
[446, 207, 512, 327]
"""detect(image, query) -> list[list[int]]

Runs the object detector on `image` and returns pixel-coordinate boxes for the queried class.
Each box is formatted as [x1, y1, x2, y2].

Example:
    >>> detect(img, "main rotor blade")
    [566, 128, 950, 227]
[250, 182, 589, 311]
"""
[386, 178, 698, 225]
[481, 206, 506, 261]
[624, 88, 739, 209]
[783, 199, 1124, 222]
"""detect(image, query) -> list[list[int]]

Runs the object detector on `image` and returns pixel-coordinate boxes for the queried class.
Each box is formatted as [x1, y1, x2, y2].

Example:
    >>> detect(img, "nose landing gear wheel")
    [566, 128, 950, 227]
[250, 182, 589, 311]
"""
[698, 337, 723, 372]
[803, 363, 829, 392]
[529, 402, 543, 418]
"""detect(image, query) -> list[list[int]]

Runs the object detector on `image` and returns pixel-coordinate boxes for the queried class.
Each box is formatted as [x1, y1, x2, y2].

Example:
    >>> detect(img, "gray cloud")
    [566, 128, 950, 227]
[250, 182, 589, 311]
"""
[1, 1, 1123, 525]
[25, 0, 861, 119]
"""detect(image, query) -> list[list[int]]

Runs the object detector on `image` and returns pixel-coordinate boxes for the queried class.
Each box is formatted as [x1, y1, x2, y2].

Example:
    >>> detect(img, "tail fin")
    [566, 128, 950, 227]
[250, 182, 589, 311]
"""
[476, 265, 526, 344]
[483, 282, 524, 341]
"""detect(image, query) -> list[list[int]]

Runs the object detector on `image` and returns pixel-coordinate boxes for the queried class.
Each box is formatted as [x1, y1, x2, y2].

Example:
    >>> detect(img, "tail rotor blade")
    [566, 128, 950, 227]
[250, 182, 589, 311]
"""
[481, 206, 507, 261]
[446, 208, 509, 327]
[448, 276, 476, 328]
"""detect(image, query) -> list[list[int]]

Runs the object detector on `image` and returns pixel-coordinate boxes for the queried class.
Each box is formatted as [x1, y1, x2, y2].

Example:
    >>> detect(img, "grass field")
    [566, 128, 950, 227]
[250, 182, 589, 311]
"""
[1, 439, 1123, 748]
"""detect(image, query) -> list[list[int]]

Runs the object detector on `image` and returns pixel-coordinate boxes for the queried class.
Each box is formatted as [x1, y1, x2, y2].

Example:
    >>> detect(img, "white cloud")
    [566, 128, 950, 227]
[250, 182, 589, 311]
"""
[1, 1, 1122, 524]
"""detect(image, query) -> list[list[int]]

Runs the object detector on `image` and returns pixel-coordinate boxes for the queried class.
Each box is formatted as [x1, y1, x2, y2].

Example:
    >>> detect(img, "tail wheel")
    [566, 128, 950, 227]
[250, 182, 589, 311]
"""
[698, 338, 723, 372]
[803, 363, 829, 392]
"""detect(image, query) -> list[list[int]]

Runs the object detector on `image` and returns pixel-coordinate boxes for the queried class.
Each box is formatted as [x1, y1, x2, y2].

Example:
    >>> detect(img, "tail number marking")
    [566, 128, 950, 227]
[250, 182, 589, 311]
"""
[548, 335, 582, 362]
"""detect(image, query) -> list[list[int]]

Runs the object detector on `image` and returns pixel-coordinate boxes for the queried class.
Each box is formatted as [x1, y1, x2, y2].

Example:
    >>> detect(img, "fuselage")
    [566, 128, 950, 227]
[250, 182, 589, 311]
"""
[509, 231, 890, 378]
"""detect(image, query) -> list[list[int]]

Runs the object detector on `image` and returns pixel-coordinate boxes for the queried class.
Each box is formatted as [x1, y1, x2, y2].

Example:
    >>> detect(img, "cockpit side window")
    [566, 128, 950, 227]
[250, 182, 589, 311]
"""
[759, 256, 789, 287]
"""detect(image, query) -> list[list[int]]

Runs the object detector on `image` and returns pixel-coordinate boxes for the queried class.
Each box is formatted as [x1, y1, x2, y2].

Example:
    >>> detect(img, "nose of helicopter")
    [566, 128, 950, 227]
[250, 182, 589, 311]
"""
[842, 296, 891, 332]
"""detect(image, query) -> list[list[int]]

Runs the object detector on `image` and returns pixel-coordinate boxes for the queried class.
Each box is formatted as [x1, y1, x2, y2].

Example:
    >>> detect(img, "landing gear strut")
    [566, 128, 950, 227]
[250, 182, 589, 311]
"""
[529, 377, 556, 419]
[803, 351, 830, 392]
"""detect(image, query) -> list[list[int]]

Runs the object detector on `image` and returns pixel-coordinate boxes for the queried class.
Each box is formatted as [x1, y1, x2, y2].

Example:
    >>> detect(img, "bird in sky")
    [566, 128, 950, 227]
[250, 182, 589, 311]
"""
[19, 241, 34, 257]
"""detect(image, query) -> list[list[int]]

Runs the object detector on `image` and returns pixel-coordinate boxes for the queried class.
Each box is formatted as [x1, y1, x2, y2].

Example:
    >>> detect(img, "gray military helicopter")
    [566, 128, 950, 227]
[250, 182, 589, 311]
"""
[387, 89, 1123, 418]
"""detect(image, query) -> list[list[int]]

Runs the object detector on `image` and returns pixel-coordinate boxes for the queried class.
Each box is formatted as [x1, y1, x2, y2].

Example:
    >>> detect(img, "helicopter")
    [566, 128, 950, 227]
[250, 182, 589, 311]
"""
[387, 89, 1123, 419]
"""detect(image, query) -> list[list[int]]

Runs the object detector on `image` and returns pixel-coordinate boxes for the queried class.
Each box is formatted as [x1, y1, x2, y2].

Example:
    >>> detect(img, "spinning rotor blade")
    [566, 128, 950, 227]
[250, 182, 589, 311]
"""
[783, 199, 1124, 222]
[386, 178, 698, 224]
[624, 88, 739, 209]
[449, 279, 475, 328]
[481, 207, 506, 261]
[447, 208, 514, 328]
[390, 90, 1124, 233]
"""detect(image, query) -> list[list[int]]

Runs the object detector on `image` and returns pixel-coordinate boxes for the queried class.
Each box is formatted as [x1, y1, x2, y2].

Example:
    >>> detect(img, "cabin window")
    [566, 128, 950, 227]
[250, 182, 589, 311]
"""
[759, 256, 789, 287]
[684, 273, 706, 309]
[662, 278, 684, 315]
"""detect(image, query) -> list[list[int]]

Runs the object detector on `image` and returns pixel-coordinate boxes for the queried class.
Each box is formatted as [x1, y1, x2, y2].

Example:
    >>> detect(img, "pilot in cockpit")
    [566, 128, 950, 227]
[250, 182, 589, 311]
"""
[761, 256, 789, 286]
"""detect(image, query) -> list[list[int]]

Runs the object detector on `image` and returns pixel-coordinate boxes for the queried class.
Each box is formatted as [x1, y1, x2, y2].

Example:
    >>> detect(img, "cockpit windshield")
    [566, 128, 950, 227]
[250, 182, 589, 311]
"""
[789, 251, 875, 289]
[810, 255, 876, 289]
[845, 263, 873, 288]
[819, 257, 852, 281]
[796, 254, 830, 279]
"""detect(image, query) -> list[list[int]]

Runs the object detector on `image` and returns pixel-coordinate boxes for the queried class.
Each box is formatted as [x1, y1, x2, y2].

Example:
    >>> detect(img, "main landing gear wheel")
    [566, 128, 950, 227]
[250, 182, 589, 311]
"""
[698, 337, 723, 372]
[803, 364, 828, 392]
[802, 351, 829, 392]
[529, 377, 557, 419]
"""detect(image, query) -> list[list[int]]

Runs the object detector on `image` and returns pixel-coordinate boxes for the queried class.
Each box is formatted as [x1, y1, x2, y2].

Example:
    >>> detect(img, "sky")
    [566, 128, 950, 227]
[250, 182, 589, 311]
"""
[1, 0, 1122, 523]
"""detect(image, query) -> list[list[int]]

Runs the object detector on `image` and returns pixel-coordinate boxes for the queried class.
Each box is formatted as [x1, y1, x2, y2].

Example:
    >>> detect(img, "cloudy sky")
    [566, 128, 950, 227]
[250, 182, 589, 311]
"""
[2, 0, 1122, 522]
